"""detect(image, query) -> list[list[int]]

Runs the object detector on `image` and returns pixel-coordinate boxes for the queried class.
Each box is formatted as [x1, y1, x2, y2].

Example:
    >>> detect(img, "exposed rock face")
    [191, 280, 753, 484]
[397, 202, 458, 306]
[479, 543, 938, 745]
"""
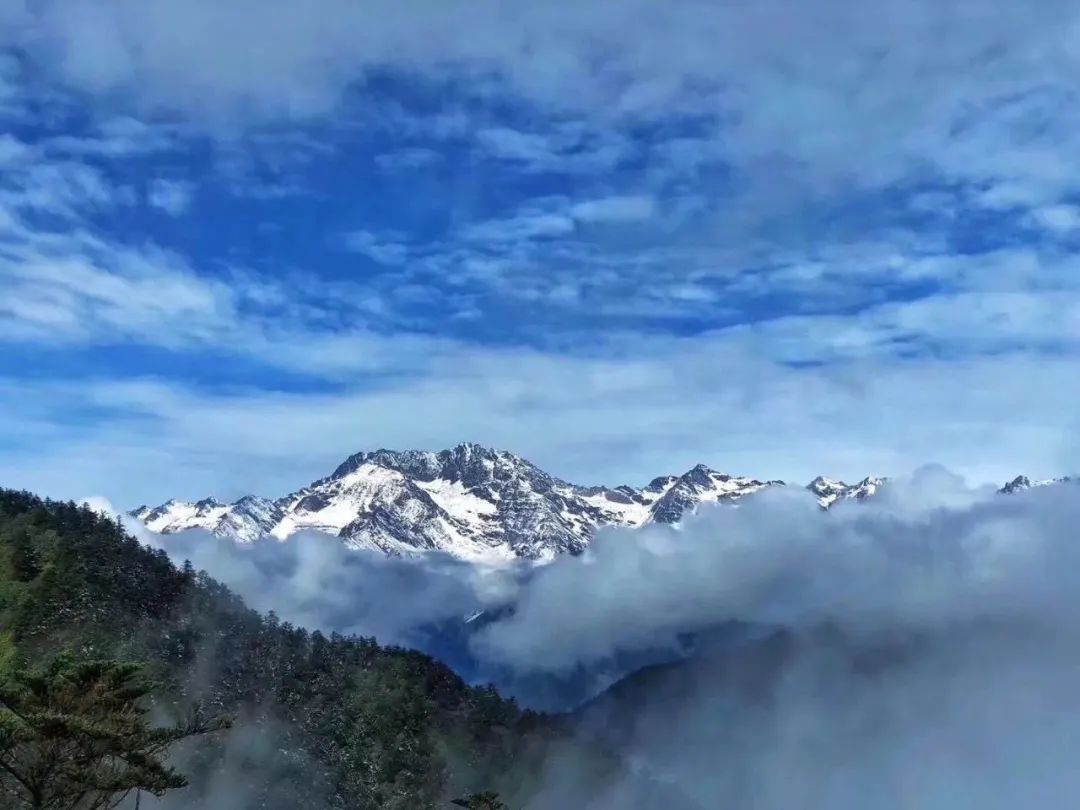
[132, 443, 884, 560]
[997, 474, 1075, 494]
[807, 475, 885, 509]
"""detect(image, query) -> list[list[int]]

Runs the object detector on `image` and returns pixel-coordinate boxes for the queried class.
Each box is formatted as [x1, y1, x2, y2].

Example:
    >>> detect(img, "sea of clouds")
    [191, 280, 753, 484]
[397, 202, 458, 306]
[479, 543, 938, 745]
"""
[96, 466, 1080, 808]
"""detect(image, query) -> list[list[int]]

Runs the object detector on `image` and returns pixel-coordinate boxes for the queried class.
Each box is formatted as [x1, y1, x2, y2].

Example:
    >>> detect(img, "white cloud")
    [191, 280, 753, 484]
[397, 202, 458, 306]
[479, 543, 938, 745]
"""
[462, 210, 576, 242]
[476, 127, 557, 163]
[976, 181, 1048, 211]
[474, 470, 1080, 670]
[342, 229, 410, 265]
[3, 338, 1078, 508]
[0, 145, 1076, 506]
[146, 177, 194, 215]
[451, 193, 656, 257]
[91, 465, 1080, 808]
[3, 0, 1080, 524]
[0, 133, 31, 165]
[0, 229, 236, 346]
[472, 475, 1080, 808]
[0, 157, 125, 217]
[474, 125, 630, 174]
[44, 117, 184, 158]
[7, 0, 1079, 201]
[570, 195, 656, 223]
[1027, 203, 1080, 234]
[719, 289, 1080, 362]
[140, 526, 512, 647]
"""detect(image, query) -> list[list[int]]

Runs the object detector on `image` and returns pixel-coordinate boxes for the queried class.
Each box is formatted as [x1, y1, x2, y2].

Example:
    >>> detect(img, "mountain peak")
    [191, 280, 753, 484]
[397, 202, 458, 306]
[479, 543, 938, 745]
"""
[134, 448, 879, 560]
[133, 450, 1078, 563]
[806, 475, 884, 508]
[998, 474, 1075, 494]
[453, 440, 498, 455]
[328, 442, 519, 482]
[808, 475, 844, 491]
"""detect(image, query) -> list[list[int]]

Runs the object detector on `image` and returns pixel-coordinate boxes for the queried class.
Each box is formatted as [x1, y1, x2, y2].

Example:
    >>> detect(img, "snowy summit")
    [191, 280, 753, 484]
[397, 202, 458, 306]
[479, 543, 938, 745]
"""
[132, 443, 884, 561]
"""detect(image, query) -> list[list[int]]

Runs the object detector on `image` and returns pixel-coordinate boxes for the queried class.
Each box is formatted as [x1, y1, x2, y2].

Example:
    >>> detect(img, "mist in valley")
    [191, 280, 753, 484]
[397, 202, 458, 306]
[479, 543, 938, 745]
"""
[103, 467, 1080, 808]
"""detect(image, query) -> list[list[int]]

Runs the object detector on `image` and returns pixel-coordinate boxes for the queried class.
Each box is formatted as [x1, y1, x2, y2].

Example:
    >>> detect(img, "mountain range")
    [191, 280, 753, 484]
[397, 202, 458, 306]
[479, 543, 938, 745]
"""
[131, 443, 884, 560]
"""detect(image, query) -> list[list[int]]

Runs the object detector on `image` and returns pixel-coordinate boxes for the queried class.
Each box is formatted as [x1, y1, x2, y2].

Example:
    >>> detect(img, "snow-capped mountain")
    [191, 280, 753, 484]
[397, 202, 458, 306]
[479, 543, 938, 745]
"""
[132, 443, 877, 561]
[806, 475, 885, 509]
[997, 474, 1075, 494]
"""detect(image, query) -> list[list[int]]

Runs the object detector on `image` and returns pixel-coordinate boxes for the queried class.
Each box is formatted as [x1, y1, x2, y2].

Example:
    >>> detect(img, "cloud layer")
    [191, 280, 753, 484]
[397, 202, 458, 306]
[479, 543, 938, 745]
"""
[474, 468, 1080, 670]
[102, 468, 1080, 807]
[1, 1, 1079, 508]
[107, 469, 1080, 684]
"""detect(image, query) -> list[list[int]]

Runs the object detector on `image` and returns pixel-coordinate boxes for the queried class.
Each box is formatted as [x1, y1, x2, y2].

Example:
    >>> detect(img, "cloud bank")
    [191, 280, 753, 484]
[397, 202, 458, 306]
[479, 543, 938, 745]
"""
[106, 467, 1080, 683]
[98, 467, 1080, 806]
[126, 522, 518, 649]
[475, 467, 1080, 669]
[478, 467, 1080, 808]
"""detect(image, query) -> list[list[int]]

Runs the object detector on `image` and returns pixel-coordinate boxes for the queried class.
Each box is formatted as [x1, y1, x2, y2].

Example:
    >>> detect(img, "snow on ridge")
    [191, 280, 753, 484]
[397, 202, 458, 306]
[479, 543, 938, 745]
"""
[132, 443, 887, 560]
[808, 475, 885, 509]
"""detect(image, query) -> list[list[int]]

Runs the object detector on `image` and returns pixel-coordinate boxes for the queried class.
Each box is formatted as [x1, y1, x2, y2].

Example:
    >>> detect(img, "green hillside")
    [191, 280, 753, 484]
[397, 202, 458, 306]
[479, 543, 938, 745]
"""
[0, 489, 679, 809]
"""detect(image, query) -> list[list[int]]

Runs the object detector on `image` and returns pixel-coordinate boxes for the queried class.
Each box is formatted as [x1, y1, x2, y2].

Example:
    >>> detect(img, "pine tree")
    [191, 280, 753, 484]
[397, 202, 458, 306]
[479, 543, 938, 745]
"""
[0, 655, 230, 809]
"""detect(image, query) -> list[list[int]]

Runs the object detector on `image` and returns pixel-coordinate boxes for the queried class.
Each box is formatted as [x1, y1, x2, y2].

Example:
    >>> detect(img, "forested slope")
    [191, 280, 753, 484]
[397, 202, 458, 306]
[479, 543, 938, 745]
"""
[0, 489, 685, 809]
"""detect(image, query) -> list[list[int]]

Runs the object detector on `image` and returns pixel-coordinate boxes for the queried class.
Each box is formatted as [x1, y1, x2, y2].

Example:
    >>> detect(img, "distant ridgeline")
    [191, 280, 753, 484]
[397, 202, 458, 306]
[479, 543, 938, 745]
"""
[0, 489, 693, 810]
[132, 442, 886, 561]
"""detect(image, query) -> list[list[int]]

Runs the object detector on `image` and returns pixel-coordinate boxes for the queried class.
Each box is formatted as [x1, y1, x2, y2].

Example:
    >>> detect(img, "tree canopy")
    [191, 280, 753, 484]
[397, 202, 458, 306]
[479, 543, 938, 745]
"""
[0, 489, 640, 809]
[0, 654, 228, 809]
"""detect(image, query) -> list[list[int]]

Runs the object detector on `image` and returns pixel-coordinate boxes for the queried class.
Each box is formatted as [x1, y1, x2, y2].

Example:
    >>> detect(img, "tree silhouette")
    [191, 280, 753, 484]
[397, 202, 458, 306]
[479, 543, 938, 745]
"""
[0, 655, 229, 809]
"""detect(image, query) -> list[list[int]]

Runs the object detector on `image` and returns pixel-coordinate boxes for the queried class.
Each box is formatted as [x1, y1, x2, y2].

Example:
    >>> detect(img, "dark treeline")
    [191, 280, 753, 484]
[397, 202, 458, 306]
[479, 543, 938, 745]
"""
[0, 489, 656, 809]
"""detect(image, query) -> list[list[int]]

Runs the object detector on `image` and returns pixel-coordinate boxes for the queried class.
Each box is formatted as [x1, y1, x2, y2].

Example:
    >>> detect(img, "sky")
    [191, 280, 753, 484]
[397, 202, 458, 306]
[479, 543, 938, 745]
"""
[2, 0, 1080, 506]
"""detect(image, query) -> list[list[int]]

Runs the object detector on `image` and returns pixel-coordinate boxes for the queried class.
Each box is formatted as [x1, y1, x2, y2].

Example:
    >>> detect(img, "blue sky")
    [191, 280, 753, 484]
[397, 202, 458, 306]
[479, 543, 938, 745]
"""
[2, 0, 1080, 504]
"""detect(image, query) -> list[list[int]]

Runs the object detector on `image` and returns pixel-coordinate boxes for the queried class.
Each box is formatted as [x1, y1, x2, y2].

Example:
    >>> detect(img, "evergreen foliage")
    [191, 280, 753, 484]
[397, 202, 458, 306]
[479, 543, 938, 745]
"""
[0, 489, 630, 809]
[0, 655, 228, 809]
